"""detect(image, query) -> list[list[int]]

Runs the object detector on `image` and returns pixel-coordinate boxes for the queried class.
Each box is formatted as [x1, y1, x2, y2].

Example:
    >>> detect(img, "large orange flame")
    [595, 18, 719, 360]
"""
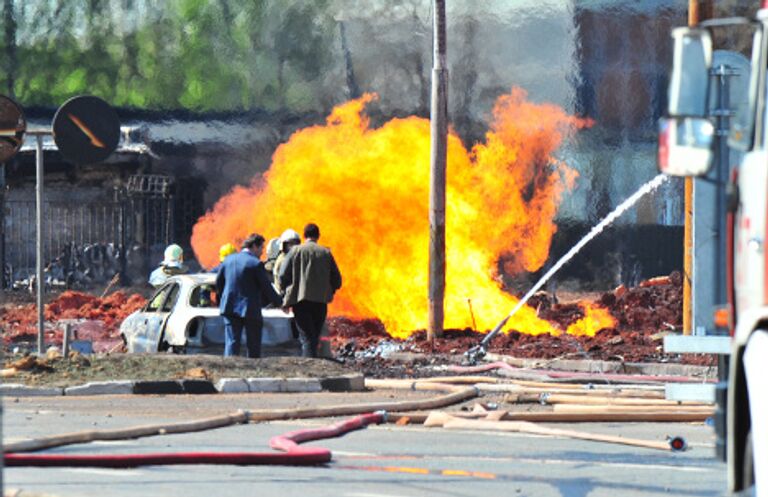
[191, 88, 615, 338]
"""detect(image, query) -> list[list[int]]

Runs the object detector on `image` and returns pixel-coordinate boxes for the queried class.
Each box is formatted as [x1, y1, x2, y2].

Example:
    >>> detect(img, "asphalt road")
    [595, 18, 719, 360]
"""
[3, 391, 726, 497]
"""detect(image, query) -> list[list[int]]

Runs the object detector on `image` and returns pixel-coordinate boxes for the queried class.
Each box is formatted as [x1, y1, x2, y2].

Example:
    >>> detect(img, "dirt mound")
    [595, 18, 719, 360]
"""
[329, 271, 706, 365]
[598, 272, 682, 334]
[1, 291, 147, 351]
[0, 272, 699, 366]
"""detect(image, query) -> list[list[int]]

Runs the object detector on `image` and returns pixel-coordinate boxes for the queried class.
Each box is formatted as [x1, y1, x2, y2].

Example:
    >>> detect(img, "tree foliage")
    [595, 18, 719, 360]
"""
[0, 0, 339, 112]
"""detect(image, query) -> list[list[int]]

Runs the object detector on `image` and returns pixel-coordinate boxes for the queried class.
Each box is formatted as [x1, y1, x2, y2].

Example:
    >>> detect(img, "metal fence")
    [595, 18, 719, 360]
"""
[2, 193, 173, 289]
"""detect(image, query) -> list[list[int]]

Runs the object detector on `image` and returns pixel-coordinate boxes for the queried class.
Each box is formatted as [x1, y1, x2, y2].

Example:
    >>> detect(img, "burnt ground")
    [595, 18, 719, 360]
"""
[0, 271, 716, 386]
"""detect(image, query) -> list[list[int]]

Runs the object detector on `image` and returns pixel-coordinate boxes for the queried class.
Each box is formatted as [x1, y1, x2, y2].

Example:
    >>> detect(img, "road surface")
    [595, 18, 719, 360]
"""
[3, 391, 725, 497]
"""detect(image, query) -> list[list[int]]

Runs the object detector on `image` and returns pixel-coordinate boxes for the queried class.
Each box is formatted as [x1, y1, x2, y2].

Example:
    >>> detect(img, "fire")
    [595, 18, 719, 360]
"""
[191, 88, 615, 338]
[564, 303, 618, 337]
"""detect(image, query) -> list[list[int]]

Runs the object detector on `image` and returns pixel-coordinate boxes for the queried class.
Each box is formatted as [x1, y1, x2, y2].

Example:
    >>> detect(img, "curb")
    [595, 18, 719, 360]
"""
[320, 374, 365, 392]
[4, 373, 367, 397]
[1, 384, 63, 397]
[65, 381, 134, 396]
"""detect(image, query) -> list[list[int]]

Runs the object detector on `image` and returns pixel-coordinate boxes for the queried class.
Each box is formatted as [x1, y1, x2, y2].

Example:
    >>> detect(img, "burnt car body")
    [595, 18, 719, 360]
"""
[120, 273, 297, 355]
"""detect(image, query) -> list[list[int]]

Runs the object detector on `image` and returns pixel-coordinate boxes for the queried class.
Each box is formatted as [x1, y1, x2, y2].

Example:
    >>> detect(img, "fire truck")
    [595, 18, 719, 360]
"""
[658, 8, 768, 496]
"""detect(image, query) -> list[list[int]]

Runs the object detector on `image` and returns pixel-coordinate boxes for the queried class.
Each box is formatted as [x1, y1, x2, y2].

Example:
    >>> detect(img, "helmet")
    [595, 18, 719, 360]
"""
[279, 229, 300, 247]
[163, 244, 184, 265]
[266, 237, 281, 261]
[218, 242, 237, 262]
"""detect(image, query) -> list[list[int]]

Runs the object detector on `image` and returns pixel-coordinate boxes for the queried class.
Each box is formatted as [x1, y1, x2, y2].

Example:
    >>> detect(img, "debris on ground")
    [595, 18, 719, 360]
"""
[0, 290, 147, 352]
[2, 354, 55, 377]
[177, 367, 212, 380]
[329, 271, 706, 366]
[0, 271, 711, 384]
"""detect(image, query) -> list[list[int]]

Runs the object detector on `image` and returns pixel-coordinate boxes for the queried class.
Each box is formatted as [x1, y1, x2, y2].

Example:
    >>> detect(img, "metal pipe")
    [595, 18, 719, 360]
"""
[0, 167, 5, 298]
[684, 0, 713, 335]
[62, 323, 71, 358]
[35, 134, 44, 354]
[714, 64, 731, 318]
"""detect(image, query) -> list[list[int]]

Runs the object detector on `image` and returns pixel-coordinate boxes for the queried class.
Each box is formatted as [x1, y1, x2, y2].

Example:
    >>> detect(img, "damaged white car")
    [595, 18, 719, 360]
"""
[120, 273, 298, 355]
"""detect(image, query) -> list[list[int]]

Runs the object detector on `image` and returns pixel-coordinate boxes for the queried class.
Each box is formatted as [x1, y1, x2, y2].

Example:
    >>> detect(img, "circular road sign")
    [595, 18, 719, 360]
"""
[52, 95, 120, 164]
[0, 95, 26, 162]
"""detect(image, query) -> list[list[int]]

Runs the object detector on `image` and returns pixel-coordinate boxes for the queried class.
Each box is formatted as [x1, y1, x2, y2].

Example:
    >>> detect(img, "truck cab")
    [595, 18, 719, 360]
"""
[659, 12, 768, 495]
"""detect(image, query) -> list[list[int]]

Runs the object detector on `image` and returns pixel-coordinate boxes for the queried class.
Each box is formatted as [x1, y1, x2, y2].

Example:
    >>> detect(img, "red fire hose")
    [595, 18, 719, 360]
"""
[5, 412, 385, 468]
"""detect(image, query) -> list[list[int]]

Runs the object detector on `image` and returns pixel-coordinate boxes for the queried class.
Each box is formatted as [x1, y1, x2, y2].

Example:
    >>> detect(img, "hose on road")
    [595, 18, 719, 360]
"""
[5, 412, 385, 467]
[5, 382, 478, 454]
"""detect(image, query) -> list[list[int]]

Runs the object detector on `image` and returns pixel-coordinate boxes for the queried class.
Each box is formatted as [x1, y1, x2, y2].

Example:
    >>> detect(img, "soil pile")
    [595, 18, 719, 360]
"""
[0, 272, 698, 365]
[0, 291, 147, 352]
[328, 271, 703, 365]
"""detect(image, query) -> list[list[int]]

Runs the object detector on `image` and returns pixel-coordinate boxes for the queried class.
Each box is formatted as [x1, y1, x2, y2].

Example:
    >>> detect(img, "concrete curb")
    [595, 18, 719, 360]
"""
[1, 384, 63, 397]
[320, 374, 366, 392]
[215, 378, 249, 393]
[65, 381, 134, 396]
[133, 381, 185, 395]
[181, 379, 218, 394]
[7, 374, 366, 397]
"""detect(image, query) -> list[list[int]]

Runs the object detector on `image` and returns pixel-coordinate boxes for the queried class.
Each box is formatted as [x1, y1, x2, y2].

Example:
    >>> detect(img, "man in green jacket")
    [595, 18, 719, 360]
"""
[278, 223, 342, 358]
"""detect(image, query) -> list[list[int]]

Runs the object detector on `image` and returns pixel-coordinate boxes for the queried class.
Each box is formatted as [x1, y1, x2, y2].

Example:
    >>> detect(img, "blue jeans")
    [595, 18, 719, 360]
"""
[222, 314, 263, 358]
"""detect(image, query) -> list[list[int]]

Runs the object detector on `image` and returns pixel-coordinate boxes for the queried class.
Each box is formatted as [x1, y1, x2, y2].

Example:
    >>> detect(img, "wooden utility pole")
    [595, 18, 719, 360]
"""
[683, 0, 713, 335]
[428, 0, 448, 341]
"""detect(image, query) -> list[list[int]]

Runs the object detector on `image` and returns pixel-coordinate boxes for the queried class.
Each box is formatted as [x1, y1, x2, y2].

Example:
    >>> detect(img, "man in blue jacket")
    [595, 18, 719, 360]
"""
[215, 233, 282, 358]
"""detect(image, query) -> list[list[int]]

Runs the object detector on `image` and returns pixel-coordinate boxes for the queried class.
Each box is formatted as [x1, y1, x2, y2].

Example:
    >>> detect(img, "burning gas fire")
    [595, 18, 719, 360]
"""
[192, 88, 615, 338]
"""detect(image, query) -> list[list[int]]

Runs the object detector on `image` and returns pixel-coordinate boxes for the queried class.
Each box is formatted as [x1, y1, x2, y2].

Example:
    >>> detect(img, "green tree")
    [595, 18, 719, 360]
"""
[0, 1, 338, 112]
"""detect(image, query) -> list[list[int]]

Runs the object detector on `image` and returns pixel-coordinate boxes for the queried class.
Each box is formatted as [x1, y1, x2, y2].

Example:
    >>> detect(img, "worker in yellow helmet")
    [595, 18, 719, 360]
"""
[192, 242, 238, 307]
[219, 242, 237, 262]
[210, 242, 237, 273]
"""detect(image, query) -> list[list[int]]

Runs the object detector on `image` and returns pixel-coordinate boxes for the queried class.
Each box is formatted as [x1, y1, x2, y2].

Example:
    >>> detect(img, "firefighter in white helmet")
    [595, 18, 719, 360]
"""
[272, 229, 301, 293]
[148, 243, 188, 287]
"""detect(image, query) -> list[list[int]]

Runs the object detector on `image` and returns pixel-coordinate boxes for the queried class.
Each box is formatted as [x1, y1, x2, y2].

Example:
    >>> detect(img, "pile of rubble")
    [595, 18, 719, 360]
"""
[0, 291, 147, 352]
[0, 272, 696, 367]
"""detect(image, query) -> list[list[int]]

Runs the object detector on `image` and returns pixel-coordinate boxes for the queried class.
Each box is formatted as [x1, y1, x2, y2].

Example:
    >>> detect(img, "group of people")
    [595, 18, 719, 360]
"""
[146, 223, 342, 359]
[215, 224, 342, 359]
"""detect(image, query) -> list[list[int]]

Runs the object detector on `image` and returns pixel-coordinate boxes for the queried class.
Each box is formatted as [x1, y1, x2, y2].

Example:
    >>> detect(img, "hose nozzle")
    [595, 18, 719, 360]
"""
[464, 345, 487, 365]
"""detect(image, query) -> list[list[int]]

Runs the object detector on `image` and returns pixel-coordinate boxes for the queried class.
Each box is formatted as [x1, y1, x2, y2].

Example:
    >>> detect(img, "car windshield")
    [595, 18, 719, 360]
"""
[161, 284, 180, 312]
[146, 283, 174, 312]
[190, 283, 217, 308]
